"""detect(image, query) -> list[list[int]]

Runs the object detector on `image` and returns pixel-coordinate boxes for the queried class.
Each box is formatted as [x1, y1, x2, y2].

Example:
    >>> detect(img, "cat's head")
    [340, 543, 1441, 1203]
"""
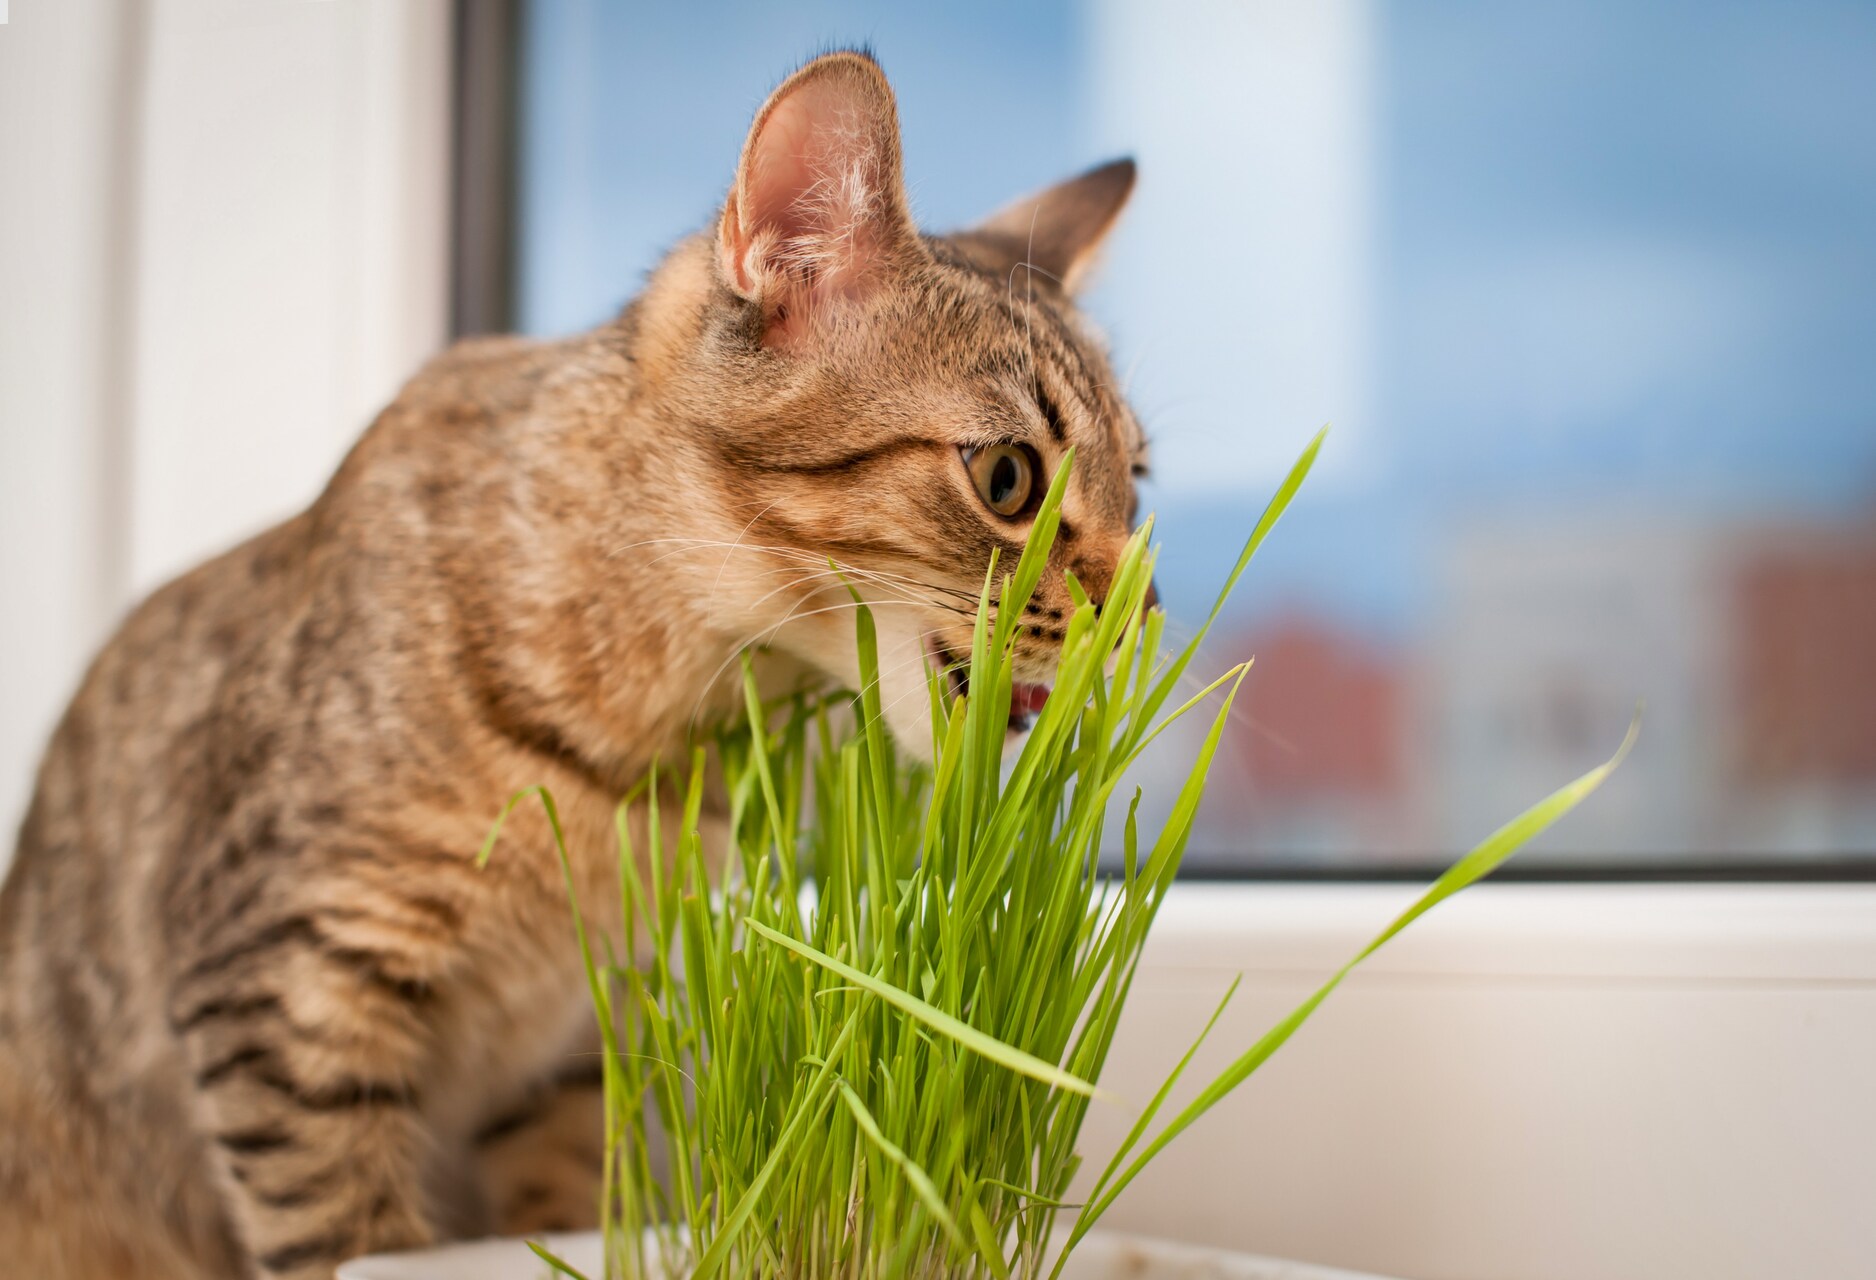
[648, 51, 1150, 759]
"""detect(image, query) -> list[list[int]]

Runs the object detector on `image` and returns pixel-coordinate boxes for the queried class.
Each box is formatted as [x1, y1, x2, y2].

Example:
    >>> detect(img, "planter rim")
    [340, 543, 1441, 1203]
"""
[338, 1228, 1398, 1280]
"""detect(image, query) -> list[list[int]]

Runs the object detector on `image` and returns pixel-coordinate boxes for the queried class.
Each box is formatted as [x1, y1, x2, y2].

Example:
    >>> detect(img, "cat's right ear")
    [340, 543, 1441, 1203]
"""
[718, 51, 924, 346]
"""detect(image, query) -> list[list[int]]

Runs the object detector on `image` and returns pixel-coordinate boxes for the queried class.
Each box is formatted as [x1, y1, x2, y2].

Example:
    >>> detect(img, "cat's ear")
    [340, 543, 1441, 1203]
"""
[958, 158, 1137, 294]
[718, 51, 923, 342]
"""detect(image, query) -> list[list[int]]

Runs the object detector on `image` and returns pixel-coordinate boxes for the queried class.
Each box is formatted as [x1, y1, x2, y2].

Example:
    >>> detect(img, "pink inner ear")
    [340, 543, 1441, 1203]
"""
[744, 93, 826, 246]
[730, 77, 892, 312]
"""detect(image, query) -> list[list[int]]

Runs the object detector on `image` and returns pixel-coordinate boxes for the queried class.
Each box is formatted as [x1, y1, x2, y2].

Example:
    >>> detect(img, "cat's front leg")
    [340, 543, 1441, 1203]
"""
[471, 1055, 607, 1236]
[169, 909, 450, 1278]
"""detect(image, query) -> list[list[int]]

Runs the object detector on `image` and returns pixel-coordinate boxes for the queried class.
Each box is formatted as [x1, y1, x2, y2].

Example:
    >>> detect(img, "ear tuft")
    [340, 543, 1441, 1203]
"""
[718, 51, 922, 341]
[956, 157, 1137, 294]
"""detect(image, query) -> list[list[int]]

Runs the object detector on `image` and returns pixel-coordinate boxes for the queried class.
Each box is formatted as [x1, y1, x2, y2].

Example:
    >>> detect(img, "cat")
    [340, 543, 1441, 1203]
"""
[0, 50, 1149, 1279]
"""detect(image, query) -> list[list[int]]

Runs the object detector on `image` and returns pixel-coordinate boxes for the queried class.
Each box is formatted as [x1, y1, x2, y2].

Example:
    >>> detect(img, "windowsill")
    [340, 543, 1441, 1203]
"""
[1080, 881, 1876, 1280]
[1140, 880, 1876, 983]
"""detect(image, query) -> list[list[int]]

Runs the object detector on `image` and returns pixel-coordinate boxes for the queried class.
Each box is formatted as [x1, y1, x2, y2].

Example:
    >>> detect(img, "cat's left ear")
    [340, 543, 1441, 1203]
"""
[957, 158, 1137, 294]
[718, 51, 925, 343]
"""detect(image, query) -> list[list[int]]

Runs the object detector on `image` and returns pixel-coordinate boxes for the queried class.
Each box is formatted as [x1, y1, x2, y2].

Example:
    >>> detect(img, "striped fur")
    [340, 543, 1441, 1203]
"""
[0, 51, 1146, 1278]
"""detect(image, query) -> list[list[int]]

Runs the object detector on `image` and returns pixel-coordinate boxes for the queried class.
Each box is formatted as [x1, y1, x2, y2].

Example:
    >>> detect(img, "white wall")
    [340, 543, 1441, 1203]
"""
[0, 0, 139, 867]
[0, 0, 451, 862]
[128, 0, 451, 596]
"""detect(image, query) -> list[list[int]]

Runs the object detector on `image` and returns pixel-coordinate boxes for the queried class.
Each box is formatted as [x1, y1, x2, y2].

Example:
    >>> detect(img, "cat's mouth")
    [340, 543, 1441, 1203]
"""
[928, 640, 1051, 734]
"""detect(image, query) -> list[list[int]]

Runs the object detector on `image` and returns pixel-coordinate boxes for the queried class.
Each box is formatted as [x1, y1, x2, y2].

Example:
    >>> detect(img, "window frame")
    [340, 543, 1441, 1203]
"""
[453, 6, 1876, 885]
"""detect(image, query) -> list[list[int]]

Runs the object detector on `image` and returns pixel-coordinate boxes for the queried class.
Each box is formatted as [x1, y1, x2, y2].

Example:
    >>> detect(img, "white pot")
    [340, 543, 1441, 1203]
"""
[338, 1230, 1394, 1280]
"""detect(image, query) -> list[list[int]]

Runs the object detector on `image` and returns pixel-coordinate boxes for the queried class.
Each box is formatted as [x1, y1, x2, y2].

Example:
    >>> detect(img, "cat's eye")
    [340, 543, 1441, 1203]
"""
[964, 444, 1037, 518]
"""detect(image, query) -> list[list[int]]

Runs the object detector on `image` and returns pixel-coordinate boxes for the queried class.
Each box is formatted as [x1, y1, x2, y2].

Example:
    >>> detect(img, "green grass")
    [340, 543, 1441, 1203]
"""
[483, 429, 1632, 1280]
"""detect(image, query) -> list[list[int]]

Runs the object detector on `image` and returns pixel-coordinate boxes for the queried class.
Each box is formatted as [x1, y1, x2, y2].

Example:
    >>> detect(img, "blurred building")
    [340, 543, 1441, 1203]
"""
[1722, 522, 1876, 852]
[1170, 510, 1876, 870]
[1426, 511, 1876, 864]
[1190, 616, 1417, 867]
[1426, 518, 1726, 861]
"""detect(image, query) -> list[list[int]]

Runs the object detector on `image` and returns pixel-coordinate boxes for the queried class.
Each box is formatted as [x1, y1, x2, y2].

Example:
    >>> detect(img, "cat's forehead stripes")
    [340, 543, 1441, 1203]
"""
[933, 248, 1140, 476]
[1017, 295, 1138, 520]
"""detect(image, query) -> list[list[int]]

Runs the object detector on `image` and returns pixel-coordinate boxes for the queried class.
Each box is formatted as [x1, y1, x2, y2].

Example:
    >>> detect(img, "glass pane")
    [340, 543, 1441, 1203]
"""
[515, 0, 1876, 870]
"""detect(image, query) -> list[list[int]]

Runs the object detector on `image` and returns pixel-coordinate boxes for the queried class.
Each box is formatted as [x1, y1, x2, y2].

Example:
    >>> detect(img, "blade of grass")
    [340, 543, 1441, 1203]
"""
[836, 1079, 969, 1253]
[1057, 716, 1640, 1272]
[690, 1011, 860, 1280]
[744, 918, 1102, 1099]
[526, 1241, 593, 1280]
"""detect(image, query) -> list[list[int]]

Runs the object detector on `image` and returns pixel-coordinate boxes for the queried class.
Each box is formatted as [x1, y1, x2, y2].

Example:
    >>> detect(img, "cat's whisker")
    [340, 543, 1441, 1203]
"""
[1006, 262, 1039, 388]
[1023, 206, 1041, 381]
[721, 557, 974, 620]
[630, 544, 938, 611]
[860, 619, 1051, 739]
[1168, 660, 1297, 758]
[1121, 344, 1150, 398]
[1098, 626, 1295, 759]
[834, 600, 1279, 754]
[705, 498, 786, 628]
[865, 679, 943, 738]
[868, 634, 960, 689]
[746, 568, 922, 609]
[731, 548, 978, 603]
[684, 602, 958, 734]
[740, 569, 935, 619]
[648, 548, 975, 731]
[861, 609, 1067, 733]
[704, 582, 982, 715]
[611, 535, 981, 606]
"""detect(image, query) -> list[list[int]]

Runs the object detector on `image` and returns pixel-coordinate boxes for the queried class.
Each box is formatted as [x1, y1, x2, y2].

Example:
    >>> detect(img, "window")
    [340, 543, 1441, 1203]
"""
[478, 0, 1876, 873]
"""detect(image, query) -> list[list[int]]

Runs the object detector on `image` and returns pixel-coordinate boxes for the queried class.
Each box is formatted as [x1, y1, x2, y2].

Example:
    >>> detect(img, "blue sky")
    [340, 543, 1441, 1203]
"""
[519, 0, 1876, 633]
[1379, 0, 1876, 511]
[517, 0, 1083, 336]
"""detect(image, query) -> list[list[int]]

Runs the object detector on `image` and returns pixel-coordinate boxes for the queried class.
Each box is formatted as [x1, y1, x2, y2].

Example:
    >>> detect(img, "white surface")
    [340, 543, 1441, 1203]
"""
[1075, 883, 1876, 1280]
[338, 1230, 1393, 1280]
[0, 0, 450, 859]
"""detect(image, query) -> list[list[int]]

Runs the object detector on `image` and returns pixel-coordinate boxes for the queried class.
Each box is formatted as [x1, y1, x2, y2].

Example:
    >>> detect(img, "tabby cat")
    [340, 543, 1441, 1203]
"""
[0, 51, 1149, 1279]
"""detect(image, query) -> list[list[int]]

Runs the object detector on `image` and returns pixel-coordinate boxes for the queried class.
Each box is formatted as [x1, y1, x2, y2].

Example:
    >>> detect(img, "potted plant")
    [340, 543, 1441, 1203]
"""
[341, 435, 1628, 1280]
